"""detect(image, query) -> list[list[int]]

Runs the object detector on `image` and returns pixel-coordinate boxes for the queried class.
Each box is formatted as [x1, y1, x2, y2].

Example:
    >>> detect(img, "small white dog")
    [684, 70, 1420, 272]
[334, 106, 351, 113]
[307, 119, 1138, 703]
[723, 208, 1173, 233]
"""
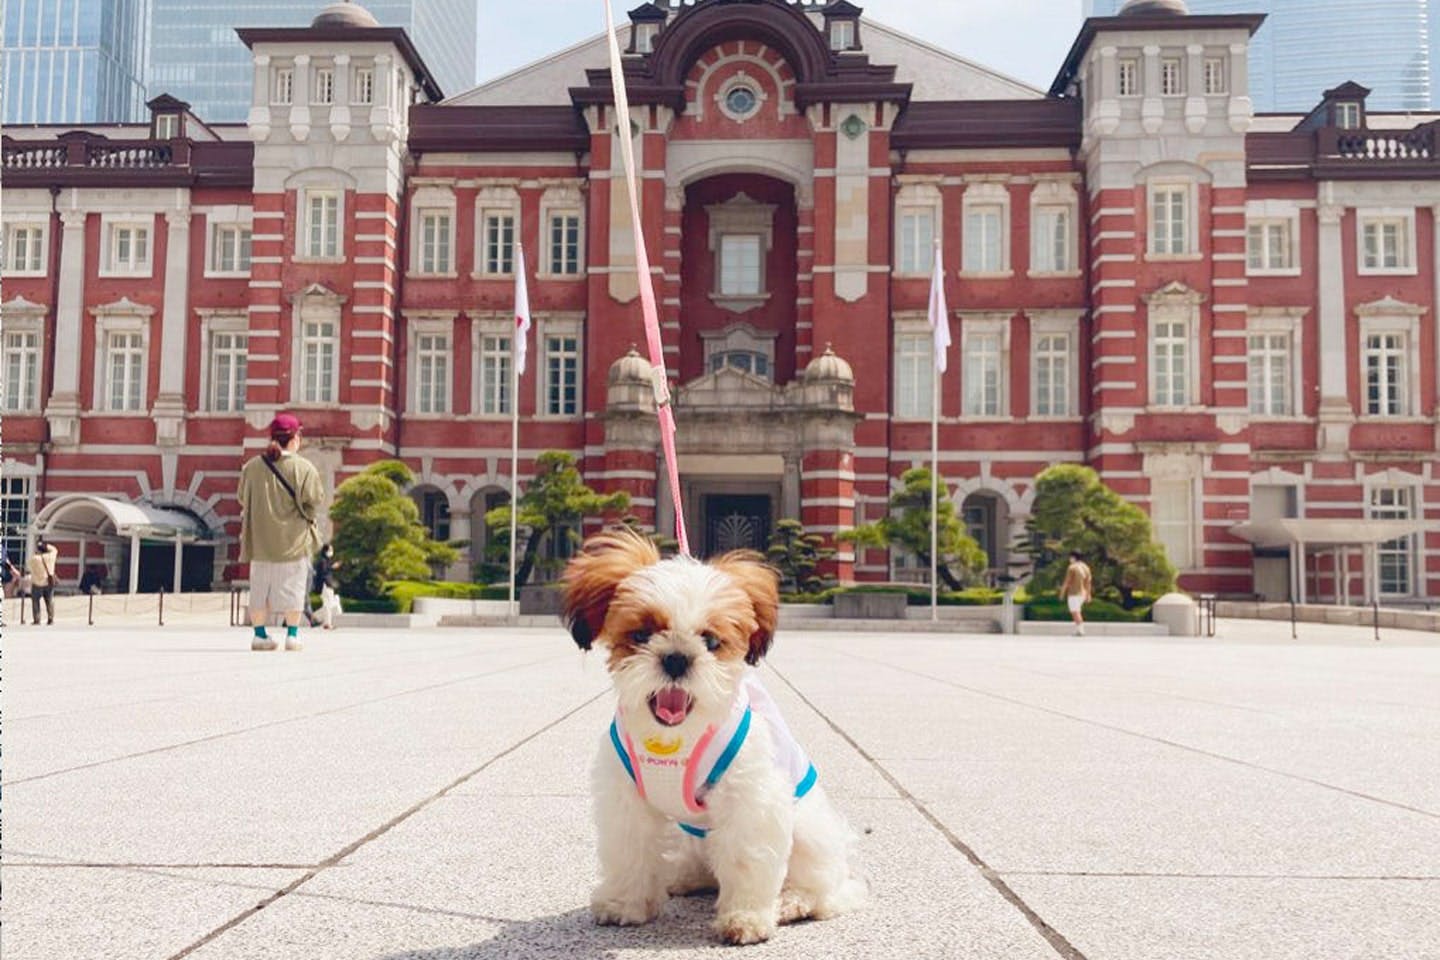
[563, 529, 865, 945]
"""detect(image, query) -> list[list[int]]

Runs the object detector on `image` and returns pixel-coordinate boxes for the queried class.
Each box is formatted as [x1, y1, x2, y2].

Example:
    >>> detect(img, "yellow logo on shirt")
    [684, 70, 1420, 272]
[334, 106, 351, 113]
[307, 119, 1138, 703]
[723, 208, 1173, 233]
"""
[643, 735, 684, 755]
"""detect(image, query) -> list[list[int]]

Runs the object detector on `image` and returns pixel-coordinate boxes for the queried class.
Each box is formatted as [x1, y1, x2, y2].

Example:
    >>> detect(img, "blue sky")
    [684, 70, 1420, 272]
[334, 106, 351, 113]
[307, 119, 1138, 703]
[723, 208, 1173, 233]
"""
[475, 0, 1086, 92]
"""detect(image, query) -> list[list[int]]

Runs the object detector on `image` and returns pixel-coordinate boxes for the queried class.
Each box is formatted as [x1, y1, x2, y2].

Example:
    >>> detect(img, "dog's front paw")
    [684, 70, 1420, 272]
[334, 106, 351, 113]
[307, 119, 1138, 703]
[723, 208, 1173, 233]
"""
[591, 889, 662, 927]
[714, 909, 776, 945]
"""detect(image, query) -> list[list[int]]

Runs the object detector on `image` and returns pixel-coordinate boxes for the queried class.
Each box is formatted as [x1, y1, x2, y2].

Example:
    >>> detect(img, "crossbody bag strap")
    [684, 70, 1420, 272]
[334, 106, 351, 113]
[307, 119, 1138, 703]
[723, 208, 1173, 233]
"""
[261, 456, 313, 524]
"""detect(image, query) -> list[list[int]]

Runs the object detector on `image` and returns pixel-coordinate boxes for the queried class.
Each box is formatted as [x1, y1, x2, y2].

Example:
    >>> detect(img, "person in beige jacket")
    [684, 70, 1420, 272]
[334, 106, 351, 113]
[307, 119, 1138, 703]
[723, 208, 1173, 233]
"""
[27, 538, 59, 625]
[238, 413, 323, 651]
[1059, 551, 1093, 637]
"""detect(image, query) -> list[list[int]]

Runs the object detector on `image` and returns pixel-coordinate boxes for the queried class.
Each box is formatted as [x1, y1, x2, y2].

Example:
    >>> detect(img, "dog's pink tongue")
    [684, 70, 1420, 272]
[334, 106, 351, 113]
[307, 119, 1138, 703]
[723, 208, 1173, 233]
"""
[654, 688, 689, 725]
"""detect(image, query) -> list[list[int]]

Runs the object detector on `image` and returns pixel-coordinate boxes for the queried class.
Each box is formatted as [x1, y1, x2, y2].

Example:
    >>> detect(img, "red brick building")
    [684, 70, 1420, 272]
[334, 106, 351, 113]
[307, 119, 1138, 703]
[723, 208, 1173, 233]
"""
[3, 0, 1437, 602]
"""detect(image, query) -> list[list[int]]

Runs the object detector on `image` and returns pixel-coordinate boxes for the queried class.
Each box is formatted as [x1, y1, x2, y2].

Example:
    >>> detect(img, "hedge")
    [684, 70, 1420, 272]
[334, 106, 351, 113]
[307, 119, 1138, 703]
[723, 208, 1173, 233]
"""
[1024, 597, 1153, 622]
[337, 581, 512, 614]
[779, 585, 1005, 606]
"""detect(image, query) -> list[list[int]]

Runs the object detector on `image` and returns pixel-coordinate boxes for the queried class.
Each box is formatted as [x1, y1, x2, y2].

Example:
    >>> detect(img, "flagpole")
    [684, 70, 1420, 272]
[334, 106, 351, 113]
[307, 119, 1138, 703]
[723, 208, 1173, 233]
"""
[930, 364, 939, 622]
[508, 343, 519, 619]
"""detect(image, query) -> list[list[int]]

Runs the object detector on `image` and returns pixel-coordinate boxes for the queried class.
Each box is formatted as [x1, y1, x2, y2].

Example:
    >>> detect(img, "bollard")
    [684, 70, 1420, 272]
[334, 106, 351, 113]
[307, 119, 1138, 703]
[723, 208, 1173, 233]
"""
[88, 591, 95, 627]
[1373, 600, 1380, 643]
[1289, 599, 1297, 640]
[158, 585, 165, 627]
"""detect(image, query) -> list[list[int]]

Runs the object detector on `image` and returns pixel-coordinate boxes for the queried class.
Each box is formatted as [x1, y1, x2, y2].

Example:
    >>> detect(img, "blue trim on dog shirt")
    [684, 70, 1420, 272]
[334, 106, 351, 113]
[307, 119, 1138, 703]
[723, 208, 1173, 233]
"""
[610, 720, 635, 783]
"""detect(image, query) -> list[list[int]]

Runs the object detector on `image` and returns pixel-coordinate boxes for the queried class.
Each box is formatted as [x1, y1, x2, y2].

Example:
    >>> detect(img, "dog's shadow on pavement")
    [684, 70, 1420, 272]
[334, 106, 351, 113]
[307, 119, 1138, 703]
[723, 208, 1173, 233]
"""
[375, 899, 742, 959]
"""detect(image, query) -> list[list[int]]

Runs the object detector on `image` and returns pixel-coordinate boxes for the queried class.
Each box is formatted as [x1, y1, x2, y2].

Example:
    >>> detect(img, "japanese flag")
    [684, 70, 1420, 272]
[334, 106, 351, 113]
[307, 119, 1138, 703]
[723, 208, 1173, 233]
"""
[514, 246, 532, 375]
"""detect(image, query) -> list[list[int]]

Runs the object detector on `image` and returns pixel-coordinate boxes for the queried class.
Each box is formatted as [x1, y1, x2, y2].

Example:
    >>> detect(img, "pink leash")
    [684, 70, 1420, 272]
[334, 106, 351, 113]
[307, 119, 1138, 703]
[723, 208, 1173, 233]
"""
[605, 1, 690, 557]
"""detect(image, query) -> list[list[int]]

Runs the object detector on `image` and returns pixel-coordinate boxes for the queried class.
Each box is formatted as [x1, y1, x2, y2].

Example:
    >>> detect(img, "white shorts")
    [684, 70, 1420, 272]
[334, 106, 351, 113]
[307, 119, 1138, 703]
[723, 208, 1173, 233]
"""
[249, 558, 313, 613]
[1067, 595, 1085, 614]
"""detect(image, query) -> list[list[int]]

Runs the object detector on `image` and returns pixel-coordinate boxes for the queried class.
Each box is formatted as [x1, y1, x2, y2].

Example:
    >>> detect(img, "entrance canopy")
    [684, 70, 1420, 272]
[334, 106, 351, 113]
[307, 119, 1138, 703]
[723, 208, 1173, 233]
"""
[1230, 518, 1428, 606]
[36, 494, 213, 543]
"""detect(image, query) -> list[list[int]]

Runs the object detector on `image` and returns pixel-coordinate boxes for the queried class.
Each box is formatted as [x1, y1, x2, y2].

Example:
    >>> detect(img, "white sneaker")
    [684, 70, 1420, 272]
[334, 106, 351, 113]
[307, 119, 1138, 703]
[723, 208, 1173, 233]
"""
[252, 636, 278, 651]
[1074, 625, 1085, 637]
[285, 636, 304, 652]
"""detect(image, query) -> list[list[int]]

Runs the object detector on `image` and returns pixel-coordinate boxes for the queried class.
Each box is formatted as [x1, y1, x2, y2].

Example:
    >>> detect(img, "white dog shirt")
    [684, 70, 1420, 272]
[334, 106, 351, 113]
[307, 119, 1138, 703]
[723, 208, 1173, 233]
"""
[610, 671, 817, 837]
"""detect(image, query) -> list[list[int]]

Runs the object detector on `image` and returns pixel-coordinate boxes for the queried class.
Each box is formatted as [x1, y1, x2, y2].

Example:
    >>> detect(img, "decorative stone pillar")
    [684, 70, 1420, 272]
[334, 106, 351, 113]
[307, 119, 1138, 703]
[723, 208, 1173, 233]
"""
[370, 53, 393, 141]
[154, 207, 191, 447]
[1183, 44, 1206, 133]
[1141, 44, 1163, 133]
[45, 207, 88, 446]
[290, 54, 312, 141]
[446, 508, 471, 581]
[332, 53, 352, 141]
[248, 53, 272, 140]
[781, 452, 802, 519]
[1316, 198, 1351, 453]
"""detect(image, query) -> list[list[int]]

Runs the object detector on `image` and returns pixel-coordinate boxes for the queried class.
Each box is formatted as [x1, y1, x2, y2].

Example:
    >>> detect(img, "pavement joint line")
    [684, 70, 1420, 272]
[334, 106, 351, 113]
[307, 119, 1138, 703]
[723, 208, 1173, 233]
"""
[1, 861, 321, 869]
[997, 870, 1440, 880]
[764, 662, 1089, 960]
[6, 635, 497, 718]
[832, 647, 1440, 823]
[2, 652, 571, 787]
[163, 687, 611, 960]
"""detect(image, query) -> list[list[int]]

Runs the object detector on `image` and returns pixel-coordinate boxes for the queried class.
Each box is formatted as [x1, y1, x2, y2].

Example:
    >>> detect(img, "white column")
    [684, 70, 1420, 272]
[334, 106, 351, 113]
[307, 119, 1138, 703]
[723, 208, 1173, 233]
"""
[1296, 540, 1307, 605]
[129, 533, 141, 595]
[248, 53, 272, 140]
[290, 54, 312, 141]
[1316, 195, 1351, 453]
[331, 53, 352, 141]
[155, 207, 191, 446]
[46, 207, 88, 445]
[1141, 44, 1162, 134]
[173, 536, 184, 594]
[781, 453, 801, 519]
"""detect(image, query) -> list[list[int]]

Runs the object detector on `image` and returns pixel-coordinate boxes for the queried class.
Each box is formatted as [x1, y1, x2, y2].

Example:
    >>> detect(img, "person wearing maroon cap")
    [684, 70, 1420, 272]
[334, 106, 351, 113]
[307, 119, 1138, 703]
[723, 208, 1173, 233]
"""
[237, 413, 324, 651]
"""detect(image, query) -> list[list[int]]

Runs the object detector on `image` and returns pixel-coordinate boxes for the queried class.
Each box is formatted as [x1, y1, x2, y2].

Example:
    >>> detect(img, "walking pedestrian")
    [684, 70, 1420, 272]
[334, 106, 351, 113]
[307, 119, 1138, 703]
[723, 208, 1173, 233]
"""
[1060, 550, 1093, 636]
[238, 413, 324, 652]
[311, 543, 342, 630]
[28, 537, 59, 625]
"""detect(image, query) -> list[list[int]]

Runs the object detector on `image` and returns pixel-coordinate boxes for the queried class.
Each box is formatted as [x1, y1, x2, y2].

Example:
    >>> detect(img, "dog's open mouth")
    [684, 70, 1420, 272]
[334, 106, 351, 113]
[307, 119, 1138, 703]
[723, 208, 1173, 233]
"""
[649, 687, 692, 726]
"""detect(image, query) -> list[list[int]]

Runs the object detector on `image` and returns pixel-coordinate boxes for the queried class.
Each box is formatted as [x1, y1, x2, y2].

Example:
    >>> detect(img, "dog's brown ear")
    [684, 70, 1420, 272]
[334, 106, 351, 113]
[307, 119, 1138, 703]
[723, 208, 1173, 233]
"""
[712, 551, 780, 665]
[562, 528, 661, 650]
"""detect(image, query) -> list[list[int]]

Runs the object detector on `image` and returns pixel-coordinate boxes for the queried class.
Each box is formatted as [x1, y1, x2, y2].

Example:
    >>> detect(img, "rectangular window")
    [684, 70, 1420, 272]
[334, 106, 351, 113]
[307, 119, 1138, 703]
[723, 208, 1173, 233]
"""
[1031, 206, 1071, 273]
[305, 192, 339, 258]
[544, 335, 580, 416]
[1150, 185, 1188, 255]
[829, 19, 854, 52]
[209, 330, 248, 413]
[479, 334, 512, 414]
[1152, 478, 1195, 570]
[6, 224, 44, 273]
[109, 224, 150, 273]
[1247, 333, 1290, 416]
[483, 212, 515, 275]
[964, 332, 1003, 417]
[719, 234, 762, 295]
[1118, 58, 1139, 97]
[313, 67, 334, 104]
[417, 210, 452, 274]
[1364, 332, 1408, 416]
[0, 475, 33, 568]
[155, 113, 179, 139]
[1247, 219, 1293, 272]
[1370, 487, 1414, 597]
[354, 68, 374, 104]
[1361, 218, 1410, 271]
[211, 223, 252, 274]
[300, 319, 337, 404]
[897, 207, 935, 275]
[1336, 101, 1361, 129]
[548, 213, 582, 275]
[894, 331, 933, 420]
[272, 67, 294, 105]
[415, 332, 450, 414]
[1152, 318, 1189, 407]
[1160, 57, 1183, 96]
[1033, 332, 1071, 417]
[963, 205, 1004, 273]
[1203, 57, 1227, 95]
[635, 22, 658, 53]
[2, 331, 40, 411]
[106, 331, 145, 411]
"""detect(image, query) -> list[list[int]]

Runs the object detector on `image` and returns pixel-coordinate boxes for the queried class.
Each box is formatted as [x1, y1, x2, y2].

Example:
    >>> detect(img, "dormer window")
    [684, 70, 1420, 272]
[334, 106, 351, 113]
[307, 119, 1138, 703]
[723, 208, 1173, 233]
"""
[635, 22, 658, 53]
[154, 113, 180, 139]
[822, 1, 863, 52]
[829, 19, 855, 51]
[1335, 101, 1361, 129]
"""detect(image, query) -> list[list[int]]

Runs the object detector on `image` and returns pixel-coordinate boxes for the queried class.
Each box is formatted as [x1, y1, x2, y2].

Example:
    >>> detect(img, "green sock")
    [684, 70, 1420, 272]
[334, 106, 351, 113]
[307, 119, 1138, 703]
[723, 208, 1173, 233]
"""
[286, 624, 298, 639]
[253, 626, 268, 640]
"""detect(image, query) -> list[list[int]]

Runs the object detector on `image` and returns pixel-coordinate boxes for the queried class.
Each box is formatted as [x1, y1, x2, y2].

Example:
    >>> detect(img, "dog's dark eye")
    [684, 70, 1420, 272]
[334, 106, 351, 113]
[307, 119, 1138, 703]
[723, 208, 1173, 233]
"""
[630, 629, 652, 645]
[701, 631, 720, 652]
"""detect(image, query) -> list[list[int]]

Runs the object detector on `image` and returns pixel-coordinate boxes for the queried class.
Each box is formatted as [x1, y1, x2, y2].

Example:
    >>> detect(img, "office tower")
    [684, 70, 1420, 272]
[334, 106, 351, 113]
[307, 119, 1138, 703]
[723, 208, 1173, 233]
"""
[1083, 0, 1431, 111]
[148, 0, 477, 121]
[2, 0, 151, 124]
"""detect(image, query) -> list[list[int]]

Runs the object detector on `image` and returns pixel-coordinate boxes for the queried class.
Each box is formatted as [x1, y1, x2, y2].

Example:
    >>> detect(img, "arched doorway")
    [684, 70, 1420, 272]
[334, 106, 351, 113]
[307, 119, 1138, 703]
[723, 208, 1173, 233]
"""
[961, 492, 1009, 577]
[469, 487, 510, 583]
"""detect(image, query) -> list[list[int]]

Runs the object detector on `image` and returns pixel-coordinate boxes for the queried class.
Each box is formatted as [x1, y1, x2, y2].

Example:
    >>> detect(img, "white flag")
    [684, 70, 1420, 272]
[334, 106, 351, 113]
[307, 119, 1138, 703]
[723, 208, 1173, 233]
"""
[514, 246, 532, 375]
[927, 241, 951, 373]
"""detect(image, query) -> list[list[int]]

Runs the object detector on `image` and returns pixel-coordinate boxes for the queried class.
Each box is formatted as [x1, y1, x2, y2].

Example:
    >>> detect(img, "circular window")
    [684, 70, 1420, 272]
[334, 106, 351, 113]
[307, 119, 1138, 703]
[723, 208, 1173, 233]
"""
[724, 85, 758, 117]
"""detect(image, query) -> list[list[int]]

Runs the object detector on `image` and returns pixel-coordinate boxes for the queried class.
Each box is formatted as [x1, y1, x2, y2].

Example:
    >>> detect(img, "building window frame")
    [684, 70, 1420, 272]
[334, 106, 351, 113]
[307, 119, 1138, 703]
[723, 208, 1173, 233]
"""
[1147, 181, 1195, 259]
[1356, 299, 1424, 419]
[1029, 179, 1079, 277]
[1117, 57, 1140, 97]
[829, 18, 856, 52]
[1357, 209, 1416, 275]
[299, 188, 343, 261]
[1160, 56, 1184, 97]
[291, 289, 343, 407]
[4, 218, 48, 276]
[92, 307, 153, 415]
[198, 312, 248, 415]
[205, 211, 254, 278]
[960, 313, 1011, 419]
[538, 316, 583, 418]
[416, 208, 455, 276]
[1146, 285, 1203, 410]
[353, 67, 374, 105]
[539, 185, 586, 279]
[1202, 56, 1227, 95]
[961, 182, 1011, 277]
[100, 216, 154, 277]
[896, 204, 937, 277]
[1245, 201, 1300, 275]
[1029, 311, 1080, 420]
[634, 21, 659, 53]
[408, 315, 454, 416]
[893, 315, 935, 421]
[1245, 308, 1305, 420]
[1368, 484, 1417, 598]
[473, 319, 514, 417]
[272, 66, 294, 105]
[1335, 100, 1362, 129]
[1151, 475, 1198, 571]
[0, 468, 36, 568]
[0, 304, 45, 413]
[312, 66, 335, 105]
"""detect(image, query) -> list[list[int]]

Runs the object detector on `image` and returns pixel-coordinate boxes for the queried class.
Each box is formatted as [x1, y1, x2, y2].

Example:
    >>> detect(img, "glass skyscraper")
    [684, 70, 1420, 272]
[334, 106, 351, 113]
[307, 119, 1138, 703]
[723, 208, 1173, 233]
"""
[1083, 0, 1433, 112]
[2, 0, 151, 124]
[148, 0, 478, 122]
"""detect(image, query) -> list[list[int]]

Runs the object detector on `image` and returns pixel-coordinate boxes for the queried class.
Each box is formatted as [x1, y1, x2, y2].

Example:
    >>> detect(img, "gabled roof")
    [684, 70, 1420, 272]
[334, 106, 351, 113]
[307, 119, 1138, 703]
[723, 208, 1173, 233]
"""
[822, 1, 864, 16]
[628, 3, 667, 22]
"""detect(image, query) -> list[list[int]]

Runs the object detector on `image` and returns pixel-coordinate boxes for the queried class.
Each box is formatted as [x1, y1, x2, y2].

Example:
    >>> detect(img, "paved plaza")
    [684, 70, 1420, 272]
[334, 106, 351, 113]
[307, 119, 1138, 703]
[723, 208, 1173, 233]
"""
[3, 619, 1439, 960]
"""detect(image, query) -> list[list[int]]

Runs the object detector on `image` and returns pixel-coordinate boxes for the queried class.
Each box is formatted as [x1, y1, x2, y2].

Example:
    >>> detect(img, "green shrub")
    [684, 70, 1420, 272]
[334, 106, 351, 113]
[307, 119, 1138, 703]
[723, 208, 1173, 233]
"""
[339, 595, 401, 614]
[778, 584, 1006, 606]
[383, 579, 510, 613]
[1024, 597, 1152, 622]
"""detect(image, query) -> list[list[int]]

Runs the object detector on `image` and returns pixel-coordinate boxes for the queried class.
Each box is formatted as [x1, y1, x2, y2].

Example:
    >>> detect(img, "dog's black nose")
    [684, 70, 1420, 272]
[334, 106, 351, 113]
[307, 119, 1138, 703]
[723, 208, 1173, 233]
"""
[661, 652, 690, 679]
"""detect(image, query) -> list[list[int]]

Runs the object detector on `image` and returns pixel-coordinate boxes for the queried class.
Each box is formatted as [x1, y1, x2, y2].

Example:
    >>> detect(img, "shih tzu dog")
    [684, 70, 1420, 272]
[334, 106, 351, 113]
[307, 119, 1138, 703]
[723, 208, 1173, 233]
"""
[563, 529, 865, 945]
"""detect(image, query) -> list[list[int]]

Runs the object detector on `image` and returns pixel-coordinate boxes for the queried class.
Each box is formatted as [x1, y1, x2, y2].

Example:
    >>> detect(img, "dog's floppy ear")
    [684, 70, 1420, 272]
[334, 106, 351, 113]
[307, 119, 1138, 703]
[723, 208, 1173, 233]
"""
[562, 528, 661, 651]
[712, 551, 780, 665]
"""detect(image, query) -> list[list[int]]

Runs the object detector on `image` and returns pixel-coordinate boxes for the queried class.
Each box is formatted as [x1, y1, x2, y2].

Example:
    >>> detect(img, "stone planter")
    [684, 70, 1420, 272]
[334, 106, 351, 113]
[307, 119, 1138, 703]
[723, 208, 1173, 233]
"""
[518, 585, 565, 617]
[833, 591, 909, 619]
